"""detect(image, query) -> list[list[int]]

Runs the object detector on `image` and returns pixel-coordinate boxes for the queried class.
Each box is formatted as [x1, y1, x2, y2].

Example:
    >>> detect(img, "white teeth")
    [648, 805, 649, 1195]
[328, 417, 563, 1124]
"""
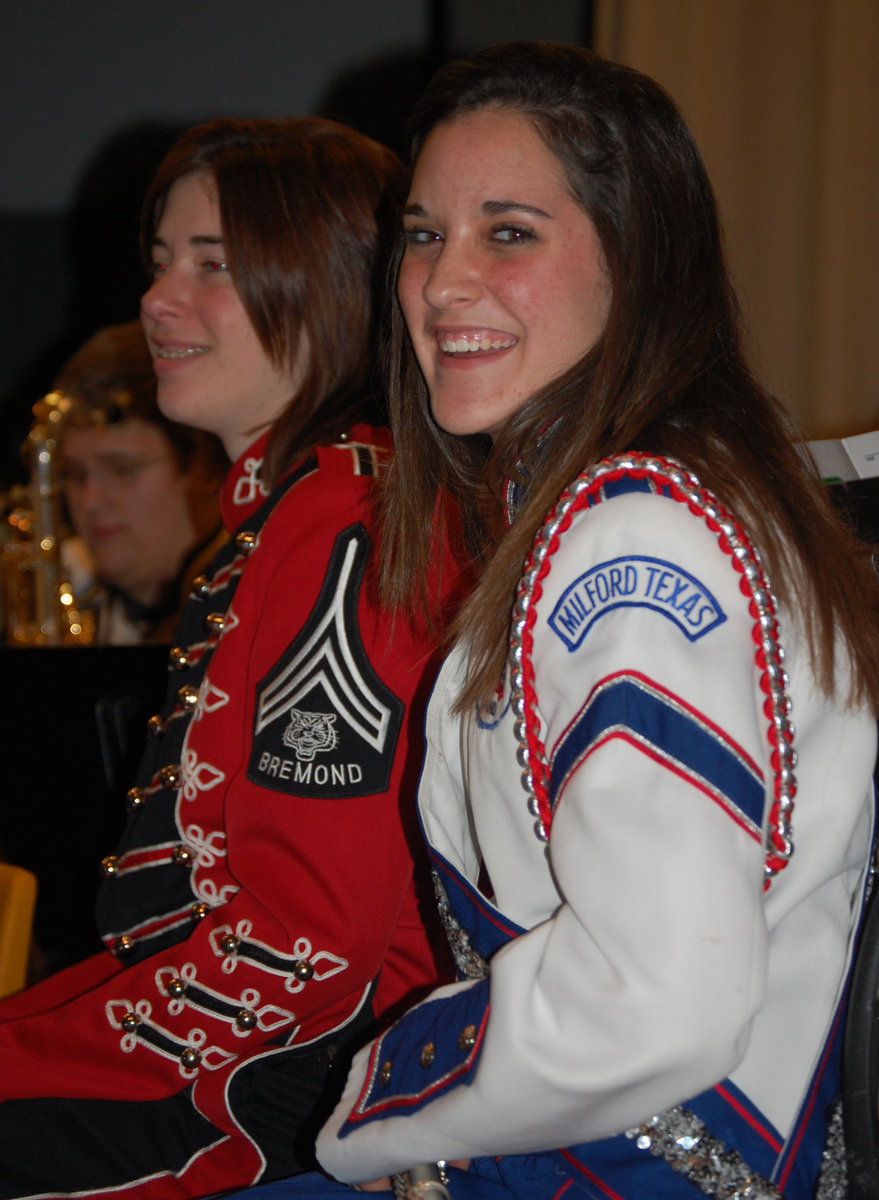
[155, 346, 209, 359]
[438, 336, 515, 354]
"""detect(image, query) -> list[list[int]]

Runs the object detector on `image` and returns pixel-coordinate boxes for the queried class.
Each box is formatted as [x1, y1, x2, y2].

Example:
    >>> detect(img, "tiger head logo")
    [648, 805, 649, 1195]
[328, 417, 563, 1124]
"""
[282, 708, 339, 761]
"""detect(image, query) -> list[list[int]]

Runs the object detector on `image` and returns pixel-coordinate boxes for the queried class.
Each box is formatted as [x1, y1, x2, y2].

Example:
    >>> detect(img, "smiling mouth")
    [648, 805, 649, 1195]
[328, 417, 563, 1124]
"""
[437, 333, 516, 355]
[153, 346, 209, 360]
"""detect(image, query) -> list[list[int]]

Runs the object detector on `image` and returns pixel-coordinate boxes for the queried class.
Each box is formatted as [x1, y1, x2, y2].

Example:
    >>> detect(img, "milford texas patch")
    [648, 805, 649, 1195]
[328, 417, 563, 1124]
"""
[549, 554, 726, 648]
[248, 524, 404, 798]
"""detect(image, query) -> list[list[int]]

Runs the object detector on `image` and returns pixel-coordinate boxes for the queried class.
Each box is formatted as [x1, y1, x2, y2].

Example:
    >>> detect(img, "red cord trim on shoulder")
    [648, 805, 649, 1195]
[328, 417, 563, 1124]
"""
[508, 453, 795, 887]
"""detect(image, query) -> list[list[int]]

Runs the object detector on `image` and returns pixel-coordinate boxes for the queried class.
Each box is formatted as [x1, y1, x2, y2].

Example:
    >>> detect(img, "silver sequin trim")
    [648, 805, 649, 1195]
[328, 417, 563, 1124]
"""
[813, 1100, 849, 1200]
[626, 1099, 848, 1199]
[625, 1106, 782, 1199]
[431, 871, 489, 981]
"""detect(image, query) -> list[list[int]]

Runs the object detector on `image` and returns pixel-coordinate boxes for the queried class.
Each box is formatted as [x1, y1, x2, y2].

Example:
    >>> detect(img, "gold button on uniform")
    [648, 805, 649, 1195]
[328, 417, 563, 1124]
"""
[147, 715, 166, 738]
[205, 612, 226, 635]
[160, 764, 182, 789]
[458, 1025, 477, 1051]
[380, 1060, 393, 1086]
[420, 1043, 436, 1068]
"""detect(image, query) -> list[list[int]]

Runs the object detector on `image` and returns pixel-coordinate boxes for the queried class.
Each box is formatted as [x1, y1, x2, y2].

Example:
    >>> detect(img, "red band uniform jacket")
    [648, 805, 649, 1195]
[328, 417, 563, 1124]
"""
[0, 425, 454, 1200]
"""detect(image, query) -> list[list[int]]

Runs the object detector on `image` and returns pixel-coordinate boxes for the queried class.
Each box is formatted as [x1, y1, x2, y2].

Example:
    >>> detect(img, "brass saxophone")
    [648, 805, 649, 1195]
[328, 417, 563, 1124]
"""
[1, 392, 94, 646]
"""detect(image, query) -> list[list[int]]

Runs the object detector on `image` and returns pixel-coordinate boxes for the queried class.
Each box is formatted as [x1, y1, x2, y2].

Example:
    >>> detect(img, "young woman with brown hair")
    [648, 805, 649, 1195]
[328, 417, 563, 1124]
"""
[0, 116, 462, 1199]
[228, 42, 879, 1200]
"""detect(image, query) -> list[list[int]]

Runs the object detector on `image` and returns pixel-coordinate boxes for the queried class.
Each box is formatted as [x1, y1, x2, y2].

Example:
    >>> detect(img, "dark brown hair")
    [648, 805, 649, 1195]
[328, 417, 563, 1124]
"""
[142, 117, 406, 487]
[54, 319, 228, 478]
[379, 41, 879, 710]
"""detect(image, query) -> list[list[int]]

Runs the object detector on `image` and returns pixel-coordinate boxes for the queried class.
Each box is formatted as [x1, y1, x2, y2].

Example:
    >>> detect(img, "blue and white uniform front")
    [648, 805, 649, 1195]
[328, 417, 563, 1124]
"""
[312, 456, 875, 1200]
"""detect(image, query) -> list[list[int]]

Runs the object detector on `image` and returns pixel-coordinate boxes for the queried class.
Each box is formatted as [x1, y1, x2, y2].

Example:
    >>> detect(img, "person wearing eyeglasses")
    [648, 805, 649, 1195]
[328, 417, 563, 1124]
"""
[53, 320, 229, 643]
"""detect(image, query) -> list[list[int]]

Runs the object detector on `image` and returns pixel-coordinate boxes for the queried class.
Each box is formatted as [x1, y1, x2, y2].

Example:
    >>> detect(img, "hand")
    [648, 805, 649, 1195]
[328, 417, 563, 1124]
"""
[354, 1162, 471, 1193]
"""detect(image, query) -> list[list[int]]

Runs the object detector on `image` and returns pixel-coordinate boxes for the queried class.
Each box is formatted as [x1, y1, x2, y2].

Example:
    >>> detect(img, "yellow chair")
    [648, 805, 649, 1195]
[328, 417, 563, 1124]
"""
[0, 862, 38, 998]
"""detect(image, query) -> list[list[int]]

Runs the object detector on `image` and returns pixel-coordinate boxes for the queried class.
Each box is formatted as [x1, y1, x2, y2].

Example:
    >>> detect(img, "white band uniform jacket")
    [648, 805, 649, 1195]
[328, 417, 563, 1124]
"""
[317, 458, 876, 1199]
[0, 425, 453, 1200]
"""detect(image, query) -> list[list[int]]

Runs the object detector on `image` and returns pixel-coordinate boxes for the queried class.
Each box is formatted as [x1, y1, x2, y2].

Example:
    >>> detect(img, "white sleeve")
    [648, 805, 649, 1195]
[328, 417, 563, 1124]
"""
[316, 485, 823, 1181]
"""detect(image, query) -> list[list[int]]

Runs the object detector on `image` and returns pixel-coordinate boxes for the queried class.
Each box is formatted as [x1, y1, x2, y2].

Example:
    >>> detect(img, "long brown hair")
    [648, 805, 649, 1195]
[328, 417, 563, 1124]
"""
[142, 117, 406, 487]
[380, 42, 879, 710]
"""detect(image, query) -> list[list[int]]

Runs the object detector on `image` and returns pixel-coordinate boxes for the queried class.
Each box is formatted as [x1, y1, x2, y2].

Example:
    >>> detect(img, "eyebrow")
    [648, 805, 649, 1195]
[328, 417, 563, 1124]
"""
[483, 199, 552, 218]
[63, 451, 144, 464]
[403, 199, 552, 219]
[150, 234, 225, 250]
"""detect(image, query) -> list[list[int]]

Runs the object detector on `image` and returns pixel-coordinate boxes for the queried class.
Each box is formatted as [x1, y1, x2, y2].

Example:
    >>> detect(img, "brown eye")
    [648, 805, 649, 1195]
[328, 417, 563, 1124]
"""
[493, 225, 535, 243]
[404, 227, 441, 246]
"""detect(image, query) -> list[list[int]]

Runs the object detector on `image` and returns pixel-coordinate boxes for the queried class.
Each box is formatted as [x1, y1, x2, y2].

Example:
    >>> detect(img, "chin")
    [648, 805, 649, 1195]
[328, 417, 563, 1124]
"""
[431, 407, 487, 439]
[430, 394, 514, 440]
[155, 383, 200, 424]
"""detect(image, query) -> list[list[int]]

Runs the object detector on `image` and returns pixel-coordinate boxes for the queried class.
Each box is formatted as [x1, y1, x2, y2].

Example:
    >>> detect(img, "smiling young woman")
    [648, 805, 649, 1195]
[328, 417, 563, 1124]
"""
[220, 41, 879, 1200]
[141, 171, 305, 461]
[398, 106, 611, 440]
[0, 117, 467, 1200]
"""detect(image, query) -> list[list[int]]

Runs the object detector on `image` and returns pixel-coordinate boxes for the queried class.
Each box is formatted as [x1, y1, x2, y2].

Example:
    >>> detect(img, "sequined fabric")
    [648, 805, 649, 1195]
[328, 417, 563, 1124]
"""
[626, 1106, 783, 1199]
[432, 872, 489, 981]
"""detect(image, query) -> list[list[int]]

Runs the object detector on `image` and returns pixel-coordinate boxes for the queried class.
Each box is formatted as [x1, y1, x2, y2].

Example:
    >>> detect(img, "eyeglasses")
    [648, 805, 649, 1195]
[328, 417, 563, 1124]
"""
[57, 454, 173, 493]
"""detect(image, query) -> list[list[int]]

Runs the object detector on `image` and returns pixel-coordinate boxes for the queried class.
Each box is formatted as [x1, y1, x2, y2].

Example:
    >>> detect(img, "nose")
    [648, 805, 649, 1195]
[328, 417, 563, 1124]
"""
[140, 265, 186, 322]
[65, 475, 109, 528]
[420, 238, 483, 310]
[78, 473, 114, 511]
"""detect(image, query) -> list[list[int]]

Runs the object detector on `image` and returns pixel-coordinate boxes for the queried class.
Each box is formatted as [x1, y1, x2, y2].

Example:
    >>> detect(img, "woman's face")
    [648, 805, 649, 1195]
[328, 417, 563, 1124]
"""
[141, 171, 303, 462]
[398, 107, 611, 440]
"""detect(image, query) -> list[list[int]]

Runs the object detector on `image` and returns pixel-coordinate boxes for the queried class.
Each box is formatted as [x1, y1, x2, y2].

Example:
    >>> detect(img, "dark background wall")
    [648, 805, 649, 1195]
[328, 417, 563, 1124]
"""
[0, 0, 591, 486]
